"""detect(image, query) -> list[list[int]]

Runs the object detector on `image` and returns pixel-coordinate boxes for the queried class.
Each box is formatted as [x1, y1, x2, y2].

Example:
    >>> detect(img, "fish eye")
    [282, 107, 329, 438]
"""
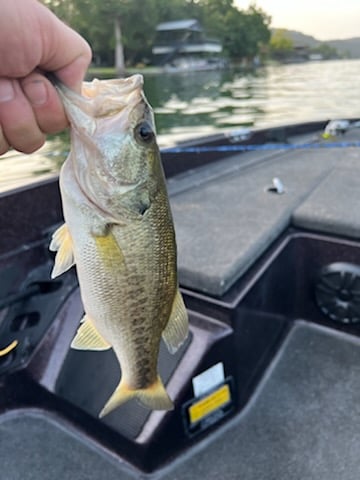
[134, 121, 154, 145]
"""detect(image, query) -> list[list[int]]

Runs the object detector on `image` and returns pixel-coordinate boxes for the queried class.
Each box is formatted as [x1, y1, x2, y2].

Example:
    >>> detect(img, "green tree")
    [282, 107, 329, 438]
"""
[45, 0, 158, 70]
[155, 0, 202, 22]
[310, 43, 340, 60]
[44, 0, 271, 67]
[269, 29, 294, 60]
[242, 5, 271, 59]
[202, 1, 271, 61]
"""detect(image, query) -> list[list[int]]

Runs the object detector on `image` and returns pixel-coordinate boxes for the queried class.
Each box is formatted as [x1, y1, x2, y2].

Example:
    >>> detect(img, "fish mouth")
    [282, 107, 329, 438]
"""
[54, 74, 145, 122]
[81, 75, 143, 100]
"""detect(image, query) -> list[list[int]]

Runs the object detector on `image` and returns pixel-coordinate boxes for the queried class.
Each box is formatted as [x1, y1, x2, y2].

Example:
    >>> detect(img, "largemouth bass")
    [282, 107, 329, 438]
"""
[50, 75, 188, 417]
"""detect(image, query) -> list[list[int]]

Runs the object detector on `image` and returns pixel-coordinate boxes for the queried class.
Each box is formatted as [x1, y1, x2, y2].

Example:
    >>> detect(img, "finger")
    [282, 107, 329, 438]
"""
[37, 5, 92, 92]
[20, 72, 68, 135]
[0, 0, 91, 92]
[0, 125, 10, 155]
[0, 78, 45, 154]
[53, 45, 92, 94]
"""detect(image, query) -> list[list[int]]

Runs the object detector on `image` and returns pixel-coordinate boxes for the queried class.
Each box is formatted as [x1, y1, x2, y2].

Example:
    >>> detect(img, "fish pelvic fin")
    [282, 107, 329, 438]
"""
[50, 223, 75, 278]
[71, 315, 111, 351]
[99, 376, 174, 418]
[162, 289, 189, 354]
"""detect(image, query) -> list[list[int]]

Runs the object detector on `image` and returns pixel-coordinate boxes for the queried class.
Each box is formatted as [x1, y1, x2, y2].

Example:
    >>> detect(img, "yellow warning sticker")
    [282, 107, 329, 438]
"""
[189, 384, 231, 424]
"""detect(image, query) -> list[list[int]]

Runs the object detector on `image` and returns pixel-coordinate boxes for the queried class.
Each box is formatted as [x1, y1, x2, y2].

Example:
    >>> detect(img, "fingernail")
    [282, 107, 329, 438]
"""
[23, 80, 48, 106]
[0, 79, 15, 102]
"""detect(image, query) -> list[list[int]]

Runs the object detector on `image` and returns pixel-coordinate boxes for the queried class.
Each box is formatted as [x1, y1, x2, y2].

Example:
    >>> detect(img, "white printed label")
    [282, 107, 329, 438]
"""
[192, 362, 225, 398]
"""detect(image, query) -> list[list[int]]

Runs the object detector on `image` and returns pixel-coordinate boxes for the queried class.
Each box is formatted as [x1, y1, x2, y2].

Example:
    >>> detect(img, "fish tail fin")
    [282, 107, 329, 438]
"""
[99, 376, 173, 418]
[136, 376, 174, 411]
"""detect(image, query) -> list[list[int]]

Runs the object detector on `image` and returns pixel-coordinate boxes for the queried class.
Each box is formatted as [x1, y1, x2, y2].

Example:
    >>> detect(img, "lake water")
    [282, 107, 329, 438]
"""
[2, 58, 360, 192]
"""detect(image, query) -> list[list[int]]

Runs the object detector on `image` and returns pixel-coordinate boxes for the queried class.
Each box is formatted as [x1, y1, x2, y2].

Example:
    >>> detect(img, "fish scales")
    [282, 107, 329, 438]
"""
[50, 75, 188, 417]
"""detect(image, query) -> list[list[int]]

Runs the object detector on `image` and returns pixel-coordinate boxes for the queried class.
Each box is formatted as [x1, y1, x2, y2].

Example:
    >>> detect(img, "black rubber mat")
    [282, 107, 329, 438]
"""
[160, 322, 360, 479]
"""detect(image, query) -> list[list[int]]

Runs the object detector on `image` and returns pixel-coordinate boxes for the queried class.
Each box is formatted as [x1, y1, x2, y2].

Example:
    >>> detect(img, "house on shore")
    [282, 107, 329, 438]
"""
[152, 19, 225, 71]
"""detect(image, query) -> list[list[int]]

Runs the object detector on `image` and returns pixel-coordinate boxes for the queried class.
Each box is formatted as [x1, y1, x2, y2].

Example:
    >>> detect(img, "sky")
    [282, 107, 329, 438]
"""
[234, 0, 360, 40]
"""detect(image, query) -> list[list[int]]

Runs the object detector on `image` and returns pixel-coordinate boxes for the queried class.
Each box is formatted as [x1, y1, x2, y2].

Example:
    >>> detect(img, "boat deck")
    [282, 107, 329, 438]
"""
[170, 128, 360, 296]
[1, 124, 360, 479]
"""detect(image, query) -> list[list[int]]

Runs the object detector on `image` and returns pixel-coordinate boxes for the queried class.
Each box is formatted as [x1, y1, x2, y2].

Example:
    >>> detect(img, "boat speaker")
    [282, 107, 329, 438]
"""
[315, 262, 360, 324]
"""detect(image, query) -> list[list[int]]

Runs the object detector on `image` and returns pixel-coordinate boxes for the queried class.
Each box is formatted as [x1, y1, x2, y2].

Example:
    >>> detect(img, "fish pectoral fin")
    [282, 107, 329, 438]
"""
[162, 290, 189, 354]
[93, 230, 125, 270]
[99, 376, 173, 418]
[71, 315, 111, 351]
[50, 223, 75, 278]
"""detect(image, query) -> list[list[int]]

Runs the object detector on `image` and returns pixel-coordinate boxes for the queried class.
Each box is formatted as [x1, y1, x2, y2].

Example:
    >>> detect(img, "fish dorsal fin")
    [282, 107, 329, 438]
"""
[162, 290, 189, 354]
[49, 223, 75, 278]
[71, 315, 111, 351]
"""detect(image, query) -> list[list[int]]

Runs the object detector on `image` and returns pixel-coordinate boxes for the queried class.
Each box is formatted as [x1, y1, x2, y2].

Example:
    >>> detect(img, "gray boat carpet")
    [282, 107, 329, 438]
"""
[169, 138, 360, 297]
[0, 411, 137, 480]
[170, 148, 338, 296]
[160, 321, 360, 480]
[293, 165, 360, 238]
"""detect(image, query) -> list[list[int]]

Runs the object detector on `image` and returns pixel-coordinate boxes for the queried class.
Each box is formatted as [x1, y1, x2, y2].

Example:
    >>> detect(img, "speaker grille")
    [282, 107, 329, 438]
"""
[315, 262, 360, 324]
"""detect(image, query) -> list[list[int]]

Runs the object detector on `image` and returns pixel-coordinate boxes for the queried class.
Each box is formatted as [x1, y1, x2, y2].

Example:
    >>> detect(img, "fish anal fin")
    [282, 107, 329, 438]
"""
[50, 223, 75, 278]
[162, 290, 189, 354]
[99, 376, 173, 418]
[71, 315, 111, 351]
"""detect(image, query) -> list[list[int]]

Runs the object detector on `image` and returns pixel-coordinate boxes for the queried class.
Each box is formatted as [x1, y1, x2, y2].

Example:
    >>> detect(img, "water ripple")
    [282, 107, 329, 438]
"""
[2, 59, 360, 191]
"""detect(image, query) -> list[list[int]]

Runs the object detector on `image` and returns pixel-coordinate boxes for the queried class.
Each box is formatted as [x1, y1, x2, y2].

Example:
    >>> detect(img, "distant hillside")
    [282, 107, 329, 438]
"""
[272, 29, 360, 58]
[279, 30, 320, 48]
[327, 38, 360, 58]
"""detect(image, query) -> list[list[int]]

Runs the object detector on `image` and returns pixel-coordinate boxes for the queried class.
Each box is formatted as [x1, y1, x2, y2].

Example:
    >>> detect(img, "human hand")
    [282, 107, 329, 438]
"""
[0, 0, 92, 155]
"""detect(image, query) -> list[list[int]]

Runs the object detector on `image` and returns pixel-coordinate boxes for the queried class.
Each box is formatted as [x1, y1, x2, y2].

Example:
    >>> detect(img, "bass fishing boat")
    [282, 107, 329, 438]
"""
[1, 118, 360, 479]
